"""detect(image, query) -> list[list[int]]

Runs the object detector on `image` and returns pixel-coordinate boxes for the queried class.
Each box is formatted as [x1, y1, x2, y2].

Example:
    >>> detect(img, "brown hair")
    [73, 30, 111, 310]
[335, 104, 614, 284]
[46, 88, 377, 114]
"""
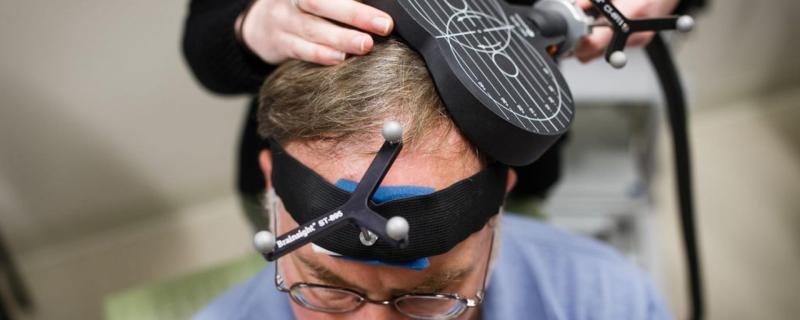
[257, 38, 452, 149]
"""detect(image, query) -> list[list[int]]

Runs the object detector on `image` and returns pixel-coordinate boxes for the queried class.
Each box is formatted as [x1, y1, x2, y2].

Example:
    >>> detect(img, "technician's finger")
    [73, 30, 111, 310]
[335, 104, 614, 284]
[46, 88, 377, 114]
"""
[294, 13, 374, 55]
[627, 31, 654, 47]
[294, 0, 394, 36]
[281, 33, 346, 65]
[575, 27, 612, 63]
[602, 1, 656, 48]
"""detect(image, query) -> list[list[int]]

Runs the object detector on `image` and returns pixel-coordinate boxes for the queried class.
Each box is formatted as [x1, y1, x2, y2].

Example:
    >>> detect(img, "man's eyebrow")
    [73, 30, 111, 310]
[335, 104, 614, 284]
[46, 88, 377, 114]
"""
[405, 266, 474, 294]
[295, 254, 363, 291]
[294, 254, 474, 295]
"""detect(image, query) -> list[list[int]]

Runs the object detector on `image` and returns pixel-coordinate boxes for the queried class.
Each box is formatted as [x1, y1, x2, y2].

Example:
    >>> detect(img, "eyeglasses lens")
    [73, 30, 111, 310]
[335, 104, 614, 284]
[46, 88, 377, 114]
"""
[395, 295, 467, 320]
[290, 285, 363, 313]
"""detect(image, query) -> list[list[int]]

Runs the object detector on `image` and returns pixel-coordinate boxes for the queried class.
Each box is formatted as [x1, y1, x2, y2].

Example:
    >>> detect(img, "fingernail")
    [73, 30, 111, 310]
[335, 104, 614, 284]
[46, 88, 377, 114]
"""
[352, 35, 371, 53]
[371, 17, 391, 34]
[328, 50, 345, 62]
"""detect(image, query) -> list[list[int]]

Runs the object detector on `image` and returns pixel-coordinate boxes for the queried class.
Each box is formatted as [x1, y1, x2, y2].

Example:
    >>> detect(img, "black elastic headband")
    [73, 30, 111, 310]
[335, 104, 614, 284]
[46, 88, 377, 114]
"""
[270, 140, 508, 263]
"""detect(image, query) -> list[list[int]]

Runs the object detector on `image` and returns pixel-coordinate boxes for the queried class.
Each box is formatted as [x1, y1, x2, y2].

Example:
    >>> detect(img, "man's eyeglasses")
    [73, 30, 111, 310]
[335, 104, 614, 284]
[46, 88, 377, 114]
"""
[273, 231, 494, 320]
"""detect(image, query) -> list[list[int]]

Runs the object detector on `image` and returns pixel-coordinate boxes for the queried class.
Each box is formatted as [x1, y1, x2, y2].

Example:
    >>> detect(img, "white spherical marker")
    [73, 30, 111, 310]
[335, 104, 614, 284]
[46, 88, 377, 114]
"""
[386, 216, 410, 241]
[382, 120, 403, 143]
[253, 231, 276, 253]
[609, 51, 628, 69]
[676, 15, 695, 33]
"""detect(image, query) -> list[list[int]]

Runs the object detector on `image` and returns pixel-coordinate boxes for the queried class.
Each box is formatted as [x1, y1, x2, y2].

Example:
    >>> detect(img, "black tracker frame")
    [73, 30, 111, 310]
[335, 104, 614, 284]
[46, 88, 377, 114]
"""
[263, 139, 407, 261]
[588, 0, 694, 66]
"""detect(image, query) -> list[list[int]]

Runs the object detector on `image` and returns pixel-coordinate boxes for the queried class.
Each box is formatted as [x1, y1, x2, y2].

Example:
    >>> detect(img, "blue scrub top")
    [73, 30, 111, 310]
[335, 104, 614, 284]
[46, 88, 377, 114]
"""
[195, 214, 672, 320]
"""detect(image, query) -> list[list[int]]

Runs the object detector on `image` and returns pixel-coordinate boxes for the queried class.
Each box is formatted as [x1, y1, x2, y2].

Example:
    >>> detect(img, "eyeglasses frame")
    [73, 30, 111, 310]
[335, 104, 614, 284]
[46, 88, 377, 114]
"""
[272, 228, 495, 319]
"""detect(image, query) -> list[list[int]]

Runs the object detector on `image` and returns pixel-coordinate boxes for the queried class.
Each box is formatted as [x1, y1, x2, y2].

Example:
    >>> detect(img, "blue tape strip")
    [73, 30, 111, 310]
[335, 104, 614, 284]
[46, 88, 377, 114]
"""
[333, 179, 434, 270]
[334, 180, 434, 204]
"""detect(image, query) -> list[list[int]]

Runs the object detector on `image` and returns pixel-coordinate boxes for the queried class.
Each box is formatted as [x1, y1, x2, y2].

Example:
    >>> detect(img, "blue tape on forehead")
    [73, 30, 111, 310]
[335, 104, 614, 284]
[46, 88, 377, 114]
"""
[335, 180, 435, 204]
[335, 255, 431, 270]
[333, 179, 434, 270]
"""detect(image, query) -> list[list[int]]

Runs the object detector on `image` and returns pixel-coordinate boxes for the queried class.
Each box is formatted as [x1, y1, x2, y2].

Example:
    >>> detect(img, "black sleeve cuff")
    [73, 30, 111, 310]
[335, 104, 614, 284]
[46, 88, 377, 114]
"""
[674, 0, 708, 15]
[182, 0, 277, 95]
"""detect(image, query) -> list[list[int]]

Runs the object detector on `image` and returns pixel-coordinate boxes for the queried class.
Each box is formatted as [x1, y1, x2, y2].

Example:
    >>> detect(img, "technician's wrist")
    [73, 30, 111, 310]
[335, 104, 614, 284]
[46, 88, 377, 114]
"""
[235, 0, 260, 56]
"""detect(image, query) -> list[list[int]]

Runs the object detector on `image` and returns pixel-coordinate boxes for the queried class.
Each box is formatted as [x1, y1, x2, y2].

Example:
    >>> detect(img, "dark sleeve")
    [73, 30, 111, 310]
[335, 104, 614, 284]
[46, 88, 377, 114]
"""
[674, 0, 707, 14]
[182, 0, 277, 95]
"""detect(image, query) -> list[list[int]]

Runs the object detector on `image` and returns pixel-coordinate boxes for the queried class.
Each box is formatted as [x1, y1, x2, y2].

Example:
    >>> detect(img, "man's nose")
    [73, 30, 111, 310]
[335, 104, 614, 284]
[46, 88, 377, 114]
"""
[354, 303, 406, 320]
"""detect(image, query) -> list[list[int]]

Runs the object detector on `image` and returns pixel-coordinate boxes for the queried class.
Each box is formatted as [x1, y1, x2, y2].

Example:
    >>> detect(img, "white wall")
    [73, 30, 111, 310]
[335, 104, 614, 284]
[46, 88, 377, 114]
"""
[0, 0, 248, 254]
[676, 0, 800, 106]
[655, 88, 800, 320]
[659, 1, 800, 318]
[0, 2, 257, 318]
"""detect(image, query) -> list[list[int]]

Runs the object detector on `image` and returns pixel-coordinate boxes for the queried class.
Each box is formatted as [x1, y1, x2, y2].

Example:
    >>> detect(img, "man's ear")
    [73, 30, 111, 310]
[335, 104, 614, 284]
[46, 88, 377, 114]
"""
[506, 168, 517, 193]
[259, 150, 273, 190]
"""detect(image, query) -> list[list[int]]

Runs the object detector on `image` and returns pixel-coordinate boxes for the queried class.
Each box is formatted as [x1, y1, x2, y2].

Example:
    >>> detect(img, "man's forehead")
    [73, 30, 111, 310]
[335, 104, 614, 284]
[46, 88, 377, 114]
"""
[282, 133, 482, 191]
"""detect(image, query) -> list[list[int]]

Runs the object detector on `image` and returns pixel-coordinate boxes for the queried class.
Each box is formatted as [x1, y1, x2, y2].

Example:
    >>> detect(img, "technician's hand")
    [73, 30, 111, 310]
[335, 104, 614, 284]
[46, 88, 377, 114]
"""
[238, 0, 394, 65]
[574, 0, 679, 63]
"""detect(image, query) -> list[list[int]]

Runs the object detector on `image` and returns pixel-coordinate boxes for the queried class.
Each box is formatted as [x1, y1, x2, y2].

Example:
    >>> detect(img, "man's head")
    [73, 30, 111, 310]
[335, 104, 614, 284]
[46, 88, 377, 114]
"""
[257, 39, 516, 319]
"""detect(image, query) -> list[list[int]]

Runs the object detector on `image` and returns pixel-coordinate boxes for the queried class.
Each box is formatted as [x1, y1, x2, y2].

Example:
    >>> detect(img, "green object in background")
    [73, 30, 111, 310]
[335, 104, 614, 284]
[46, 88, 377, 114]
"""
[104, 254, 265, 320]
[505, 196, 546, 220]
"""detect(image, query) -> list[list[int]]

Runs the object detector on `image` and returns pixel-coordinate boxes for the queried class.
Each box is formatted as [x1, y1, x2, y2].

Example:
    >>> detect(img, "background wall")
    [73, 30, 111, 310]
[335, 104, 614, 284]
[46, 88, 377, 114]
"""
[0, 0, 798, 319]
[0, 0, 253, 318]
[0, 0, 246, 256]
[678, 1, 800, 107]
[659, 2, 800, 319]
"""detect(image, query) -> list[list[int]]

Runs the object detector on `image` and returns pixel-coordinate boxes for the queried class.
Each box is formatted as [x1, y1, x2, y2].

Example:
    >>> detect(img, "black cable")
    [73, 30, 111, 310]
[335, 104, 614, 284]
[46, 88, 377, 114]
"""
[645, 34, 705, 320]
[0, 229, 31, 314]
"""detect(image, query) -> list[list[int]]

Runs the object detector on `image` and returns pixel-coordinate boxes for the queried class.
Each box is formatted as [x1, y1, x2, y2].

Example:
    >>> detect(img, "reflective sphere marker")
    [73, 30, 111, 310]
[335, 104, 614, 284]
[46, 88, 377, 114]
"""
[677, 15, 695, 33]
[609, 51, 628, 69]
[382, 121, 403, 143]
[253, 231, 276, 253]
[386, 216, 410, 241]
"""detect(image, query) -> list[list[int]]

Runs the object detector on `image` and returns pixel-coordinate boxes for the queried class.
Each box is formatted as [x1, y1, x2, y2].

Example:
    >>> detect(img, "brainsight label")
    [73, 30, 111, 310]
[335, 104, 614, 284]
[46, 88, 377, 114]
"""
[275, 210, 346, 249]
[276, 223, 317, 249]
